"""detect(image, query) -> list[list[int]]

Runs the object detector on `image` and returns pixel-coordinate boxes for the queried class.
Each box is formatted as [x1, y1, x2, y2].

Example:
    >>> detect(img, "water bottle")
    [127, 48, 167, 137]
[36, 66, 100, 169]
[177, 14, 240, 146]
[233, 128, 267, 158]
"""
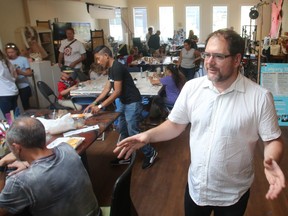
[140, 67, 144, 78]
[52, 109, 56, 119]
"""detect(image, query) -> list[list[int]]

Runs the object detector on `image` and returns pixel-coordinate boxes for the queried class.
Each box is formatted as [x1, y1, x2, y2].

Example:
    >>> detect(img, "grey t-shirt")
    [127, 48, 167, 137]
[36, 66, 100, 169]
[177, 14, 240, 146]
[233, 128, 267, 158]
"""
[0, 144, 99, 216]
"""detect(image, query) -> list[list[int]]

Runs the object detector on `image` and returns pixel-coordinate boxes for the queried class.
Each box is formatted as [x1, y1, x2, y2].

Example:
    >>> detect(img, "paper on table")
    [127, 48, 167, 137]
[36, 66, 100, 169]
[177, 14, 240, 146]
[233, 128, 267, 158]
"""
[47, 137, 85, 149]
[63, 124, 99, 137]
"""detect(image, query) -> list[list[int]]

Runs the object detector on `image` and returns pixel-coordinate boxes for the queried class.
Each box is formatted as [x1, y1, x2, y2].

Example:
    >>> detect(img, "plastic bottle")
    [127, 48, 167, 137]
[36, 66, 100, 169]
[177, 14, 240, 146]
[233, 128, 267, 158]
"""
[140, 67, 144, 78]
[52, 109, 56, 119]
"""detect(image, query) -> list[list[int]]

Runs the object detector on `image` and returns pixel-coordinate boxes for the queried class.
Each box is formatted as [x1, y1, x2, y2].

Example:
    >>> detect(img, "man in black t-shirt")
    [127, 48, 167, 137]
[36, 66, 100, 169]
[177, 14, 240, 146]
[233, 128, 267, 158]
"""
[84, 45, 158, 169]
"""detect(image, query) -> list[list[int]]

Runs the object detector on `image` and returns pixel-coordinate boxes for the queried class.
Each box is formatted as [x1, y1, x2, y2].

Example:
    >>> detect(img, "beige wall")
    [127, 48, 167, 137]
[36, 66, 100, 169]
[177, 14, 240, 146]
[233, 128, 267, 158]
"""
[127, 0, 273, 43]
[0, 0, 99, 51]
[0, 0, 287, 51]
[0, 0, 27, 49]
[79, 0, 127, 7]
[27, 0, 97, 29]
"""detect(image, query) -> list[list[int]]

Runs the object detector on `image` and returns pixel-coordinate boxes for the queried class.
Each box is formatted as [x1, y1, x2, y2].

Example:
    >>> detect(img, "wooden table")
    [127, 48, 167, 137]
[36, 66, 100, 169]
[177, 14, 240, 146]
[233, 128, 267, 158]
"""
[22, 110, 120, 167]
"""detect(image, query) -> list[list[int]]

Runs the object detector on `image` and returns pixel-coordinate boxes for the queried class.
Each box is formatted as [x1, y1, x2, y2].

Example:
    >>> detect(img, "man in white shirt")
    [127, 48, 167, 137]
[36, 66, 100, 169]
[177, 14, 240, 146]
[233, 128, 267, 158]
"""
[58, 28, 86, 79]
[114, 29, 285, 216]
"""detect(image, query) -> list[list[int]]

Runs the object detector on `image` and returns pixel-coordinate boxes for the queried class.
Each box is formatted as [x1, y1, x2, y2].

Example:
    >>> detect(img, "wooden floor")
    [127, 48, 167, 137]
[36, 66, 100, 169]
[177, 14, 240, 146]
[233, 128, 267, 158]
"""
[86, 125, 288, 216]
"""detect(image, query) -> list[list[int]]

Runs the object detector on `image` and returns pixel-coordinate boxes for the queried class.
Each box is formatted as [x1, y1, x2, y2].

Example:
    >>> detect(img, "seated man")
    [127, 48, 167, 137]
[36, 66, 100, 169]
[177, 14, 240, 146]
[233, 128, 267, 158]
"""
[0, 117, 100, 216]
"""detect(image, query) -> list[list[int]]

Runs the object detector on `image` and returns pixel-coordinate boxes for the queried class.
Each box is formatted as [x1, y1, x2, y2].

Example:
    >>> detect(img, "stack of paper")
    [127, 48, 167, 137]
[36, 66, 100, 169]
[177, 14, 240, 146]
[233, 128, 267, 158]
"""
[63, 124, 99, 137]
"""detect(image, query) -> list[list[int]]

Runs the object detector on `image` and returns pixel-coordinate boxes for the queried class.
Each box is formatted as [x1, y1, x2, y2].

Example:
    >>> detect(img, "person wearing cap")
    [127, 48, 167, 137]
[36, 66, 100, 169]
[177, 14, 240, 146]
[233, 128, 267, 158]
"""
[5, 42, 32, 110]
[57, 67, 82, 110]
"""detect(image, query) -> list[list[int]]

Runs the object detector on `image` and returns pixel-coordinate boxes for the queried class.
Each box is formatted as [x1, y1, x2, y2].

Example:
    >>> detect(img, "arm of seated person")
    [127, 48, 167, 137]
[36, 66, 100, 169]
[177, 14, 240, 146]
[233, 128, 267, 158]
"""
[0, 153, 29, 176]
[7, 161, 29, 176]
[149, 76, 161, 85]
[60, 84, 78, 96]
[0, 153, 16, 167]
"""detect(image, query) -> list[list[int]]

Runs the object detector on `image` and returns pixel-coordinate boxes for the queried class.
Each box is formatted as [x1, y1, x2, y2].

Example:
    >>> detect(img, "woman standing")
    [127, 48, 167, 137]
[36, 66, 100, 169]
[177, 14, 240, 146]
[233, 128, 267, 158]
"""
[188, 29, 199, 49]
[5, 43, 32, 110]
[178, 39, 201, 80]
[0, 49, 18, 116]
[149, 63, 186, 116]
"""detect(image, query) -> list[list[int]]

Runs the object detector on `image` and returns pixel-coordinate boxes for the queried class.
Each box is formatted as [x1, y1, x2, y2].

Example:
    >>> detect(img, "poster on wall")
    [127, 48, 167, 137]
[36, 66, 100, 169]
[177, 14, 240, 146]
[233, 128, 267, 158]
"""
[260, 63, 288, 126]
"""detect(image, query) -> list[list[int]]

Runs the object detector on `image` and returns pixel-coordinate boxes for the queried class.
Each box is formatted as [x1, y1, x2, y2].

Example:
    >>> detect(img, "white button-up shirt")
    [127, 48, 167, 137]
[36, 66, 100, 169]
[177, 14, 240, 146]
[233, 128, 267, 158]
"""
[169, 73, 281, 206]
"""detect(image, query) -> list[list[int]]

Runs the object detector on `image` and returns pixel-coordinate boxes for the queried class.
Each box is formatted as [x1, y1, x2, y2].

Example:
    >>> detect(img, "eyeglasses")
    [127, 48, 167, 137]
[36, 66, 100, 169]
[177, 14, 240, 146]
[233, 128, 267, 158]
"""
[201, 52, 233, 61]
[6, 44, 16, 48]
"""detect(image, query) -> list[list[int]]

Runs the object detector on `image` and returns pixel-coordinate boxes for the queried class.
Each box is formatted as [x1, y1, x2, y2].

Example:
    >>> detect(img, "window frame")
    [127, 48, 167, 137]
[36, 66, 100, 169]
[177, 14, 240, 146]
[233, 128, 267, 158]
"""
[185, 6, 200, 40]
[109, 8, 123, 42]
[133, 7, 148, 41]
[212, 5, 228, 32]
[159, 6, 174, 42]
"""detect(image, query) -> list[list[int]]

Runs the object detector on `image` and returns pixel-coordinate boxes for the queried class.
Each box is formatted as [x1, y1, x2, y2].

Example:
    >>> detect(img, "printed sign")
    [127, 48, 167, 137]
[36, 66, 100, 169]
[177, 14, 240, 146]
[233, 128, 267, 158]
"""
[261, 63, 288, 126]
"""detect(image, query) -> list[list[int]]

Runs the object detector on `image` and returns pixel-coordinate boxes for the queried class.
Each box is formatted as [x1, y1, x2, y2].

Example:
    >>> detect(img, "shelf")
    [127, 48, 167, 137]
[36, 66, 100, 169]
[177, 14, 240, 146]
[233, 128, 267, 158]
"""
[90, 29, 104, 51]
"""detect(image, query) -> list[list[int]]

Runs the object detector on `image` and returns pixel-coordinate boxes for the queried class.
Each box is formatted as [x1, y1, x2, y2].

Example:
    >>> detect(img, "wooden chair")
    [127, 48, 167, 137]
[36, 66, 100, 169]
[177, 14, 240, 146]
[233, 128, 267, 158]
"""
[101, 152, 138, 216]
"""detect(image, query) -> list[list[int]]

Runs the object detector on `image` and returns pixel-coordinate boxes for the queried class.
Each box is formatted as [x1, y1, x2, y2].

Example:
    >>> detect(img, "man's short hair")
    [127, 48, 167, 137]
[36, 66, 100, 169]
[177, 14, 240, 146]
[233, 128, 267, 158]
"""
[6, 117, 46, 149]
[65, 27, 75, 34]
[205, 28, 245, 57]
[148, 27, 153, 31]
[93, 45, 113, 57]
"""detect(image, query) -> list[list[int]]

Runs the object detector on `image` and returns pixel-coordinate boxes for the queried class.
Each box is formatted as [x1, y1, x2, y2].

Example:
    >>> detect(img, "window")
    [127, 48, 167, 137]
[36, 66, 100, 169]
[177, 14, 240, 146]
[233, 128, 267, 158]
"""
[186, 6, 200, 39]
[212, 6, 227, 32]
[159, 6, 174, 42]
[109, 8, 123, 41]
[241, 6, 256, 40]
[133, 8, 148, 41]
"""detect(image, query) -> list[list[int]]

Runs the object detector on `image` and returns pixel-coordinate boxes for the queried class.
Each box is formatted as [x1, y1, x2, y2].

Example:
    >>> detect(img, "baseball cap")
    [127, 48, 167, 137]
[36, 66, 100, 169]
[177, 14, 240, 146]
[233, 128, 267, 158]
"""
[61, 66, 74, 73]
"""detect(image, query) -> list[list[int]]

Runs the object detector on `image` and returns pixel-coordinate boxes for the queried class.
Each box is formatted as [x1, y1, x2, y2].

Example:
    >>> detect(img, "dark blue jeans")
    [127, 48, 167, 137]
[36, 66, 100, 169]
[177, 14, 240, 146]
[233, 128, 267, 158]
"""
[0, 95, 18, 116]
[180, 66, 196, 80]
[117, 100, 155, 158]
[184, 184, 250, 216]
[19, 86, 32, 110]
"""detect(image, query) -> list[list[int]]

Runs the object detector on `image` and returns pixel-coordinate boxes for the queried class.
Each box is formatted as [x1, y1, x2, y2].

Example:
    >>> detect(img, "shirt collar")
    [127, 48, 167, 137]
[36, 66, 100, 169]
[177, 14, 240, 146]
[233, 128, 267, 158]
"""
[202, 73, 246, 94]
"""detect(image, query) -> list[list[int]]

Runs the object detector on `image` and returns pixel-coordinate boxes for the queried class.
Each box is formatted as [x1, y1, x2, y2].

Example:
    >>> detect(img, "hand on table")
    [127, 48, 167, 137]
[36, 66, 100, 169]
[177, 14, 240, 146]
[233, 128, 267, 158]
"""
[70, 85, 78, 90]
[83, 104, 101, 114]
